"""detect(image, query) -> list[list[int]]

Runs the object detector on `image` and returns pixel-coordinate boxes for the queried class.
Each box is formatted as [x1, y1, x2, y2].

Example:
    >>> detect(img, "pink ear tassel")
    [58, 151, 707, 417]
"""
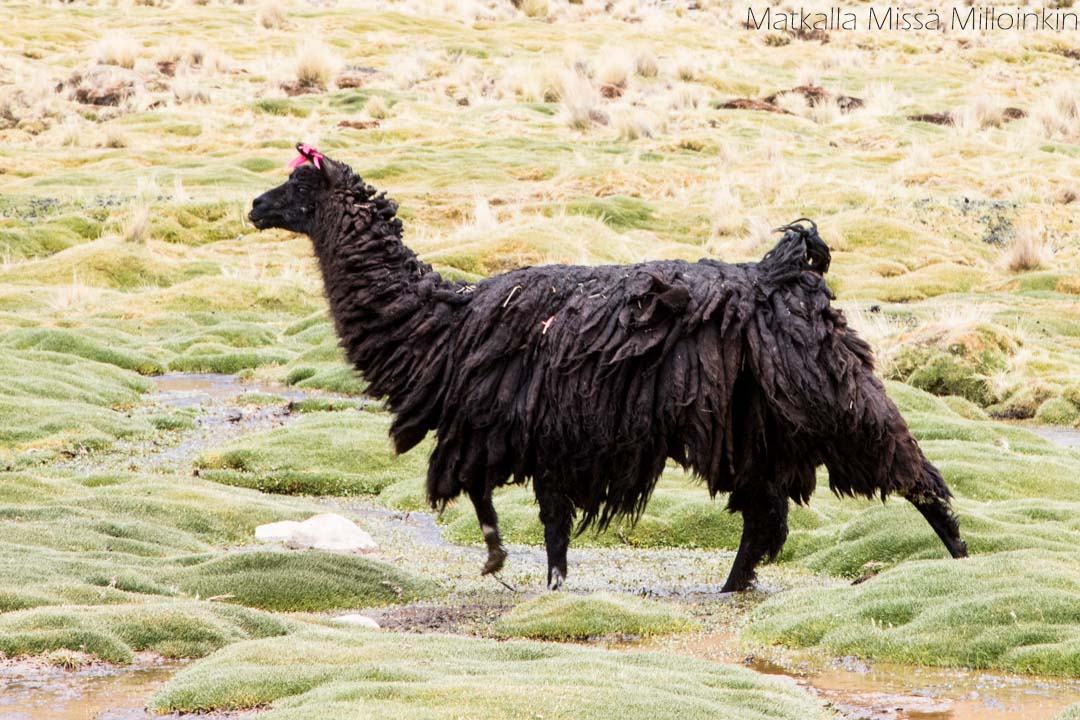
[288, 144, 324, 170]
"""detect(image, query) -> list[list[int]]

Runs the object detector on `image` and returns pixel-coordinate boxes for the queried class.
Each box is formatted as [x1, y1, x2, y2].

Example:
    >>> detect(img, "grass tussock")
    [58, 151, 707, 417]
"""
[93, 32, 140, 69]
[150, 628, 833, 719]
[364, 95, 391, 120]
[195, 411, 428, 496]
[747, 551, 1080, 676]
[167, 551, 437, 611]
[0, 601, 290, 664]
[0, 470, 436, 660]
[493, 592, 699, 640]
[1055, 703, 1080, 720]
[256, 1, 288, 29]
[1006, 222, 1054, 273]
[294, 40, 338, 90]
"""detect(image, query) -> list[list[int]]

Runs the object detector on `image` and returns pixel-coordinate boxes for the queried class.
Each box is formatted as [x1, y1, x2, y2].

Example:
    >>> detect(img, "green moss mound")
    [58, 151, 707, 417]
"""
[493, 592, 699, 640]
[1055, 703, 1080, 720]
[1036, 397, 1080, 426]
[195, 412, 427, 496]
[0, 601, 290, 664]
[788, 499, 1080, 577]
[167, 551, 438, 611]
[0, 327, 165, 375]
[149, 202, 241, 246]
[151, 628, 832, 719]
[168, 346, 289, 375]
[0, 349, 152, 450]
[888, 323, 1017, 406]
[747, 550, 1080, 676]
[0, 469, 438, 660]
[0, 240, 189, 290]
[283, 363, 366, 394]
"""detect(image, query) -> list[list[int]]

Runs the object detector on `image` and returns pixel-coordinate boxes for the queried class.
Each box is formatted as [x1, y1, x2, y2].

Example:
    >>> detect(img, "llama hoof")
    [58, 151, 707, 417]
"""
[481, 545, 508, 576]
[951, 539, 969, 559]
[547, 567, 565, 591]
[719, 580, 752, 594]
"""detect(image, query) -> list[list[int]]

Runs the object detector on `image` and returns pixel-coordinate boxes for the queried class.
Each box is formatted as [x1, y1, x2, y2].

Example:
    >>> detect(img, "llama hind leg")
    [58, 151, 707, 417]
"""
[905, 492, 968, 559]
[537, 489, 575, 590]
[721, 487, 789, 593]
[468, 486, 507, 575]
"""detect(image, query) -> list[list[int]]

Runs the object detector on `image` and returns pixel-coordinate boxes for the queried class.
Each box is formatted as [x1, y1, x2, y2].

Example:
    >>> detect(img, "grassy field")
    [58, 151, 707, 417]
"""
[2, 0, 1079, 716]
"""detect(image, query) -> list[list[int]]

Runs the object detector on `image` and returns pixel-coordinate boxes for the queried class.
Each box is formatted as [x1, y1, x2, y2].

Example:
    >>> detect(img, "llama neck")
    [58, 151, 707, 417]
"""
[308, 185, 457, 421]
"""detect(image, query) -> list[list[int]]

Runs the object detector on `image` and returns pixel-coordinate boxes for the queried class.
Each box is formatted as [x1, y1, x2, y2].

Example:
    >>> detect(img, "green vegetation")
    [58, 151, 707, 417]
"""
[150, 628, 834, 719]
[0, 471, 436, 660]
[288, 397, 366, 413]
[1055, 703, 1080, 720]
[493, 592, 699, 640]
[195, 411, 427, 496]
[166, 551, 436, 612]
[747, 550, 1080, 676]
[888, 323, 1016, 406]
[0, 348, 152, 452]
[2, 0, 1079, 710]
[1, 327, 165, 375]
[0, 601, 290, 664]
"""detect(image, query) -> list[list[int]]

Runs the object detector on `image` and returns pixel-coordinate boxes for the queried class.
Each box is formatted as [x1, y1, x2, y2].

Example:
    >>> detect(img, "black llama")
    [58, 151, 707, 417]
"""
[249, 144, 967, 591]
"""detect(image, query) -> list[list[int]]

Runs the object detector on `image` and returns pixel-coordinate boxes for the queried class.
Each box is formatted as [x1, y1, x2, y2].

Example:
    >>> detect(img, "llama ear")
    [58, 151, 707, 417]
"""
[319, 157, 343, 188]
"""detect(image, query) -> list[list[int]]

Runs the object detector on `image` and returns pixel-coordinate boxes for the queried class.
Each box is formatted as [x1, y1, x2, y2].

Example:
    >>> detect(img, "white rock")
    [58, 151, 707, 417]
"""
[283, 513, 378, 552]
[255, 520, 301, 542]
[334, 614, 381, 630]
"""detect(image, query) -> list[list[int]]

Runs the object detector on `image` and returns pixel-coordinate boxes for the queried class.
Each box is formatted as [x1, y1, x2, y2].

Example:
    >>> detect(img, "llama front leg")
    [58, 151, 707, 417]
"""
[536, 488, 575, 590]
[468, 486, 507, 576]
[721, 486, 789, 593]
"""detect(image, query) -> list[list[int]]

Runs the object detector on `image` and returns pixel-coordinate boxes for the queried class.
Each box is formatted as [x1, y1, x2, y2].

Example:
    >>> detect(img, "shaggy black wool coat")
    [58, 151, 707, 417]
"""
[250, 147, 967, 592]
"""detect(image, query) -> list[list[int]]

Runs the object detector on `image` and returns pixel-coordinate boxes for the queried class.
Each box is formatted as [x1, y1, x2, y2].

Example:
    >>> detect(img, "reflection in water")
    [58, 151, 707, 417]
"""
[152, 372, 313, 407]
[621, 632, 1080, 720]
[0, 661, 176, 720]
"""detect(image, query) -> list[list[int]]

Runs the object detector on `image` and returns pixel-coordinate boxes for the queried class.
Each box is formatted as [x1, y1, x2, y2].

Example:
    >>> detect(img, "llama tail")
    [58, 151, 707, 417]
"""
[758, 218, 831, 284]
[904, 455, 968, 559]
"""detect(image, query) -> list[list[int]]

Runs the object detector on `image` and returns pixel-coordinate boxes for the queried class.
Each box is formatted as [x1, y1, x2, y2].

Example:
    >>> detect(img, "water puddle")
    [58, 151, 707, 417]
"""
[151, 372, 314, 408]
[624, 632, 1080, 720]
[0, 658, 176, 720]
[1029, 426, 1080, 450]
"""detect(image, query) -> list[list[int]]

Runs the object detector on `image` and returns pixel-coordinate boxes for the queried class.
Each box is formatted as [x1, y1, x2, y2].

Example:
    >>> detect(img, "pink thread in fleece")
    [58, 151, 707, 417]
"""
[288, 143, 323, 170]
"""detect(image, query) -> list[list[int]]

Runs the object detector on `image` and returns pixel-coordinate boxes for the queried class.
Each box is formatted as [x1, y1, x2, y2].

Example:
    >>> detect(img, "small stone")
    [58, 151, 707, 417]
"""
[284, 513, 378, 552]
[334, 614, 380, 630]
[255, 520, 301, 542]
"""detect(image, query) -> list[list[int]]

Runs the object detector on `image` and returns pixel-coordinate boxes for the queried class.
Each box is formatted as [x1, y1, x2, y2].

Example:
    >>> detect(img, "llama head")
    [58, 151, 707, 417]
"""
[248, 144, 347, 235]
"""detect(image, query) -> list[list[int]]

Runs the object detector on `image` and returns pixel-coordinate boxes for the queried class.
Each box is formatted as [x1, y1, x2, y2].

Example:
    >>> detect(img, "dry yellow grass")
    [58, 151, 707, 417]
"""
[1006, 222, 1054, 273]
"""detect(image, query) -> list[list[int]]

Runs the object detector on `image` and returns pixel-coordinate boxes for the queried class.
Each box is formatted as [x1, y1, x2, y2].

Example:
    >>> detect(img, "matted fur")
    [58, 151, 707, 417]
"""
[250, 147, 967, 592]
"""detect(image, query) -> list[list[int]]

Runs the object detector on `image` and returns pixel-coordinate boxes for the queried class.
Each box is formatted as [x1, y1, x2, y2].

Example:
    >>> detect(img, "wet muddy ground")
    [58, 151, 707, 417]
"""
[1, 655, 179, 720]
[6, 374, 1080, 720]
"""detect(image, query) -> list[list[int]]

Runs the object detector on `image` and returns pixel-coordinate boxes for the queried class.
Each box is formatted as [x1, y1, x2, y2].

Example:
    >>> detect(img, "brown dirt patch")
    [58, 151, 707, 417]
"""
[908, 112, 954, 126]
[338, 119, 380, 130]
[717, 98, 791, 114]
[363, 599, 518, 635]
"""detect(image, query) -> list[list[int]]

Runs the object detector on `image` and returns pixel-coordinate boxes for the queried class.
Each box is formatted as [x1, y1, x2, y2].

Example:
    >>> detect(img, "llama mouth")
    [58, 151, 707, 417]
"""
[247, 210, 270, 229]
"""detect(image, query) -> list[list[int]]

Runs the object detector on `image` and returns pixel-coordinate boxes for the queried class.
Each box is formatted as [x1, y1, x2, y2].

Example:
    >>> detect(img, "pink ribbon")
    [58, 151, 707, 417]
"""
[288, 143, 324, 170]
